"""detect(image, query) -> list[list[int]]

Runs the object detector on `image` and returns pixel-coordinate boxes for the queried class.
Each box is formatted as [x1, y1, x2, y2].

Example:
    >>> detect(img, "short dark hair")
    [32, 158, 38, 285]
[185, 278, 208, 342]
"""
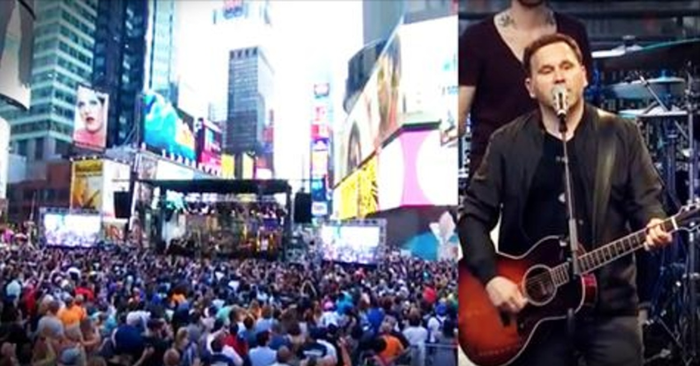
[522, 33, 584, 76]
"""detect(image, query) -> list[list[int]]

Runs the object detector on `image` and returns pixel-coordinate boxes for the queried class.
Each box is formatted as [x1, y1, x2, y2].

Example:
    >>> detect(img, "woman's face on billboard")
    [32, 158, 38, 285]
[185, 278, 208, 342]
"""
[77, 88, 104, 133]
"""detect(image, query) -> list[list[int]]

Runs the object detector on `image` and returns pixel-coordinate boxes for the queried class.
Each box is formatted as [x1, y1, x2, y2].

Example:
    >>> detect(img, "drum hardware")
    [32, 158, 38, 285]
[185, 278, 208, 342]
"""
[594, 38, 700, 366]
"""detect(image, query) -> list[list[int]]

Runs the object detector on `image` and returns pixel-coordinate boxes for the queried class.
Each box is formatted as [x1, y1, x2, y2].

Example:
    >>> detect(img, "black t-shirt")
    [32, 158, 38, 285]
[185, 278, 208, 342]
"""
[523, 131, 591, 249]
[459, 12, 593, 174]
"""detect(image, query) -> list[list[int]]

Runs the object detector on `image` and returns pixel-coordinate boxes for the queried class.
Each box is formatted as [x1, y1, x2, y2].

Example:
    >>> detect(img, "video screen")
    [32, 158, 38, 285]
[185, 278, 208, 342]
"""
[320, 224, 381, 265]
[73, 85, 109, 151]
[43, 213, 102, 248]
[377, 128, 457, 210]
[0, 0, 35, 109]
[197, 118, 222, 170]
[142, 90, 197, 161]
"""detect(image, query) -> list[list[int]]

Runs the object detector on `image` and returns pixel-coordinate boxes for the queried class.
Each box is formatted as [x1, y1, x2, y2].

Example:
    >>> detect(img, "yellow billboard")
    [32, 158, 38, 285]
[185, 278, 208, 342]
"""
[242, 154, 254, 179]
[221, 154, 235, 178]
[70, 159, 103, 211]
[336, 154, 378, 220]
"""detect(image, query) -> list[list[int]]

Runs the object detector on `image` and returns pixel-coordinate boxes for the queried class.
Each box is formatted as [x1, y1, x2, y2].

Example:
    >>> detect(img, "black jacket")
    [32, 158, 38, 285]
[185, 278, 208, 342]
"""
[458, 103, 666, 315]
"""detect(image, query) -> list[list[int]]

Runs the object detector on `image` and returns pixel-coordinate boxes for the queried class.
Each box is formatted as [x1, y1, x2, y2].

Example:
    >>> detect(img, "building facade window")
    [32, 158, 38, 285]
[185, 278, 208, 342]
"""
[35, 137, 45, 160]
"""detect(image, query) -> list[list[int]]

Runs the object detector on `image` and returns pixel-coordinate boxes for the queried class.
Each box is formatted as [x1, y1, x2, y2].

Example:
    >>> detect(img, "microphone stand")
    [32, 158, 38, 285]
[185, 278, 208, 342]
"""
[558, 112, 581, 352]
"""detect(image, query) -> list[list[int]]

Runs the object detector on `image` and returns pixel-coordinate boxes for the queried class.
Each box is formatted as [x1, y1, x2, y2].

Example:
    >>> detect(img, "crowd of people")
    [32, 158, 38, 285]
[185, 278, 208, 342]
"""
[0, 245, 457, 366]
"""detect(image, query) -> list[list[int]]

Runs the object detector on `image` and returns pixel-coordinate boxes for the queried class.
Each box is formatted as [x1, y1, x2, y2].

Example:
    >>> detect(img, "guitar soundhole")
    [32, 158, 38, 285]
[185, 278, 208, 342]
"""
[523, 265, 557, 305]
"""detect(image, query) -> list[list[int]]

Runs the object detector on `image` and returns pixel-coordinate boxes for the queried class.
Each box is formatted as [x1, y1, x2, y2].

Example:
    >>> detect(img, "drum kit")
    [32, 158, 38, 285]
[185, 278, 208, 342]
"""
[593, 38, 700, 365]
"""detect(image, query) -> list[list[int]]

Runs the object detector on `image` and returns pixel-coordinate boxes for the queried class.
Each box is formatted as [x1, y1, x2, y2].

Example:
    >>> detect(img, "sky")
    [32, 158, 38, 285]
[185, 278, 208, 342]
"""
[174, 0, 364, 192]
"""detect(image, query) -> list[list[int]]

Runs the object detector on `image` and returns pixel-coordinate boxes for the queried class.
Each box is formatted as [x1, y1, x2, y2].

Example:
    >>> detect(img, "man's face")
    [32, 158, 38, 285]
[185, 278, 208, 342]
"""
[525, 42, 588, 113]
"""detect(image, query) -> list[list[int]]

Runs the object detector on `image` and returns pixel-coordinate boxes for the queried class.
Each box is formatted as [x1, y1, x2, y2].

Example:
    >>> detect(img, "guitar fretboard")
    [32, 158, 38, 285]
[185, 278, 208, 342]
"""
[550, 217, 677, 286]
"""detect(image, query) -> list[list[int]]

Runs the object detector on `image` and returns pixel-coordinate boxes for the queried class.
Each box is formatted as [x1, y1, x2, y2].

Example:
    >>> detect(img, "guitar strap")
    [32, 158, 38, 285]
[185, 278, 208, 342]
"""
[592, 111, 617, 246]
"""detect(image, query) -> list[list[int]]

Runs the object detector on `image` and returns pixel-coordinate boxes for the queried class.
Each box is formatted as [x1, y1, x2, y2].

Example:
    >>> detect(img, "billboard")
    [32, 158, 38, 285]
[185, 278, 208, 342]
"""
[196, 118, 222, 174]
[221, 154, 235, 178]
[142, 90, 197, 162]
[101, 160, 130, 218]
[43, 212, 102, 248]
[378, 128, 457, 210]
[73, 85, 109, 151]
[70, 159, 103, 211]
[154, 160, 195, 208]
[334, 153, 378, 220]
[320, 222, 383, 265]
[0, 117, 9, 200]
[398, 16, 458, 145]
[242, 153, 254, 179]
[335, 29, 401, 184]
[0, 0, 34, 109]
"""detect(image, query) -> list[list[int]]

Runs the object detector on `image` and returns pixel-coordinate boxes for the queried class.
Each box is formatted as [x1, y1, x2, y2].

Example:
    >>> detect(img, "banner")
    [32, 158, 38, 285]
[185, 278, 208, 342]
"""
[221, 154, 235, 178]
[70, 160, 103, 211]
[334, 153, 378, 220]
[73, 85, 109, 151]
[101, 160, 130, 217]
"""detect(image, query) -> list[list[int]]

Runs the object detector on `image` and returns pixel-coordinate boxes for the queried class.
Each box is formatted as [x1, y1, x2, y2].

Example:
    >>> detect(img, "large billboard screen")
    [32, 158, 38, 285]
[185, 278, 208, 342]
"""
[335, 30, 401, 184]
[334, 153, 378, 220]
[335, 15, 457, 185]
[196, 118, 222, 173]
[143, 90, 197, 162]
[43, 212, 102, 248]
[399, 16, 458, 145]
[378, 128, 457, 210]
[154, 160, 195, 208]
[0, 0, 34, 109]
[70, 159, 103, 211]
[73, 86, 109, 151]
[101, 160, 130, 218]
[0, 117, 9, 200]
[320, 223, 382, 265]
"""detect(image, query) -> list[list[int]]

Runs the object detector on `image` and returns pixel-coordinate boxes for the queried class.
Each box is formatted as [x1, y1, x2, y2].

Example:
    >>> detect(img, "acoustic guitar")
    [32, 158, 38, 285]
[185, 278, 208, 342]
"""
[458, 203, 700, 366]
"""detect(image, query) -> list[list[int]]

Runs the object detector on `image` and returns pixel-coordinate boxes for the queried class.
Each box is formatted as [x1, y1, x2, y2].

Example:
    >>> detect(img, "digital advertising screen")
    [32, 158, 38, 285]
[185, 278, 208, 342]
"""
[320, 223, 382, 265]
[142, 90, 197, 162]
[398, 16, 458, 145]
[0, 117, 9, 200]
[43, 212, 102, 248]
[221, 154, 235, 178]
[196, 118, 222, 172]
[73, 85, 109, 151]
[0, 0, 34, 109]
[333, 152, 378, 220]
[101, 160, 130, 217]
[70, 159, 103, 211]
[335, 28, 402, 185]
[378, 128, 458, 210]
[153, 160, 195, 209]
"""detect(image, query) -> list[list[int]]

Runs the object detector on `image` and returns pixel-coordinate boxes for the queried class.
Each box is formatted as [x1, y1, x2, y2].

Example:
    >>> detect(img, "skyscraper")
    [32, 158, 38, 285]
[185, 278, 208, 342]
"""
[92, 0, 148, 147]
[143, 0, 177, 100]
[225, 45, 274, 178]
[0, 0, 97, 164]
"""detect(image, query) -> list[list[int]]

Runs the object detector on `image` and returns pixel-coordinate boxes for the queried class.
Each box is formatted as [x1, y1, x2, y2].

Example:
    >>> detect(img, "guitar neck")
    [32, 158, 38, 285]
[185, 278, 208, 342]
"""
[550, 216, 678, 286]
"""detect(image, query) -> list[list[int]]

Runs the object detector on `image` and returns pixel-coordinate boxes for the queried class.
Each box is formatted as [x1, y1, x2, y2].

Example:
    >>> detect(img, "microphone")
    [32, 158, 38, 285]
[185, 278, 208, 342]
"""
[551, 84, 569, 119]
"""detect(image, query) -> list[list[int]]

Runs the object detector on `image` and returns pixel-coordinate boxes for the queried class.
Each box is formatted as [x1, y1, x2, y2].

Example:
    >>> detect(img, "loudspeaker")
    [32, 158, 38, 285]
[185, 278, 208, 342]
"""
[114, 192, 131, 219]
[293, 192, 312, 223]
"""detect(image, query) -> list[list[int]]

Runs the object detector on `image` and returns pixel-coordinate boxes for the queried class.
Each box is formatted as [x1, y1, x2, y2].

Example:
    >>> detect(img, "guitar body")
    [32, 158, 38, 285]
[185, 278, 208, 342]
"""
[458, 236, 598, 366]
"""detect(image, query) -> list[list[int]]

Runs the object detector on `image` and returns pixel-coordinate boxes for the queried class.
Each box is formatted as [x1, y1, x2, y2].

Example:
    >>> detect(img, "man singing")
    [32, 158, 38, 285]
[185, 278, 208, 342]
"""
[458, 33, 672, 365]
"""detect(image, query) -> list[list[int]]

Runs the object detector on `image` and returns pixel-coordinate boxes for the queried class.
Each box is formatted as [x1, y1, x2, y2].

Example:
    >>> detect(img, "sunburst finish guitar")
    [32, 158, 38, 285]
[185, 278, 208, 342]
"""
[458, 203, 700, 366]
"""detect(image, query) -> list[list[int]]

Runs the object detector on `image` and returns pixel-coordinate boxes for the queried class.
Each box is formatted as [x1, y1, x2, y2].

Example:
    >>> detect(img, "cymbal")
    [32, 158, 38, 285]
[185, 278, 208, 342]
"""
[595, 38, 700, 70]
[605, 76, 686, 100]
[619, 106, 688, 120]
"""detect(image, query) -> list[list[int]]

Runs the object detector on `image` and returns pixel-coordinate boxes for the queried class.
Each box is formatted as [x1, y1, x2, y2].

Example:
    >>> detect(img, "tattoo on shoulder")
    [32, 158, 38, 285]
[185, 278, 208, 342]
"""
[498, 13, 515, 28]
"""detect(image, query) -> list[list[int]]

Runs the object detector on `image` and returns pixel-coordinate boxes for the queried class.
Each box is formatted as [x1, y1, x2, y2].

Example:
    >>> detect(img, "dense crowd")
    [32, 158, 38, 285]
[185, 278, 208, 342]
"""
[0, 245, 457, 366]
